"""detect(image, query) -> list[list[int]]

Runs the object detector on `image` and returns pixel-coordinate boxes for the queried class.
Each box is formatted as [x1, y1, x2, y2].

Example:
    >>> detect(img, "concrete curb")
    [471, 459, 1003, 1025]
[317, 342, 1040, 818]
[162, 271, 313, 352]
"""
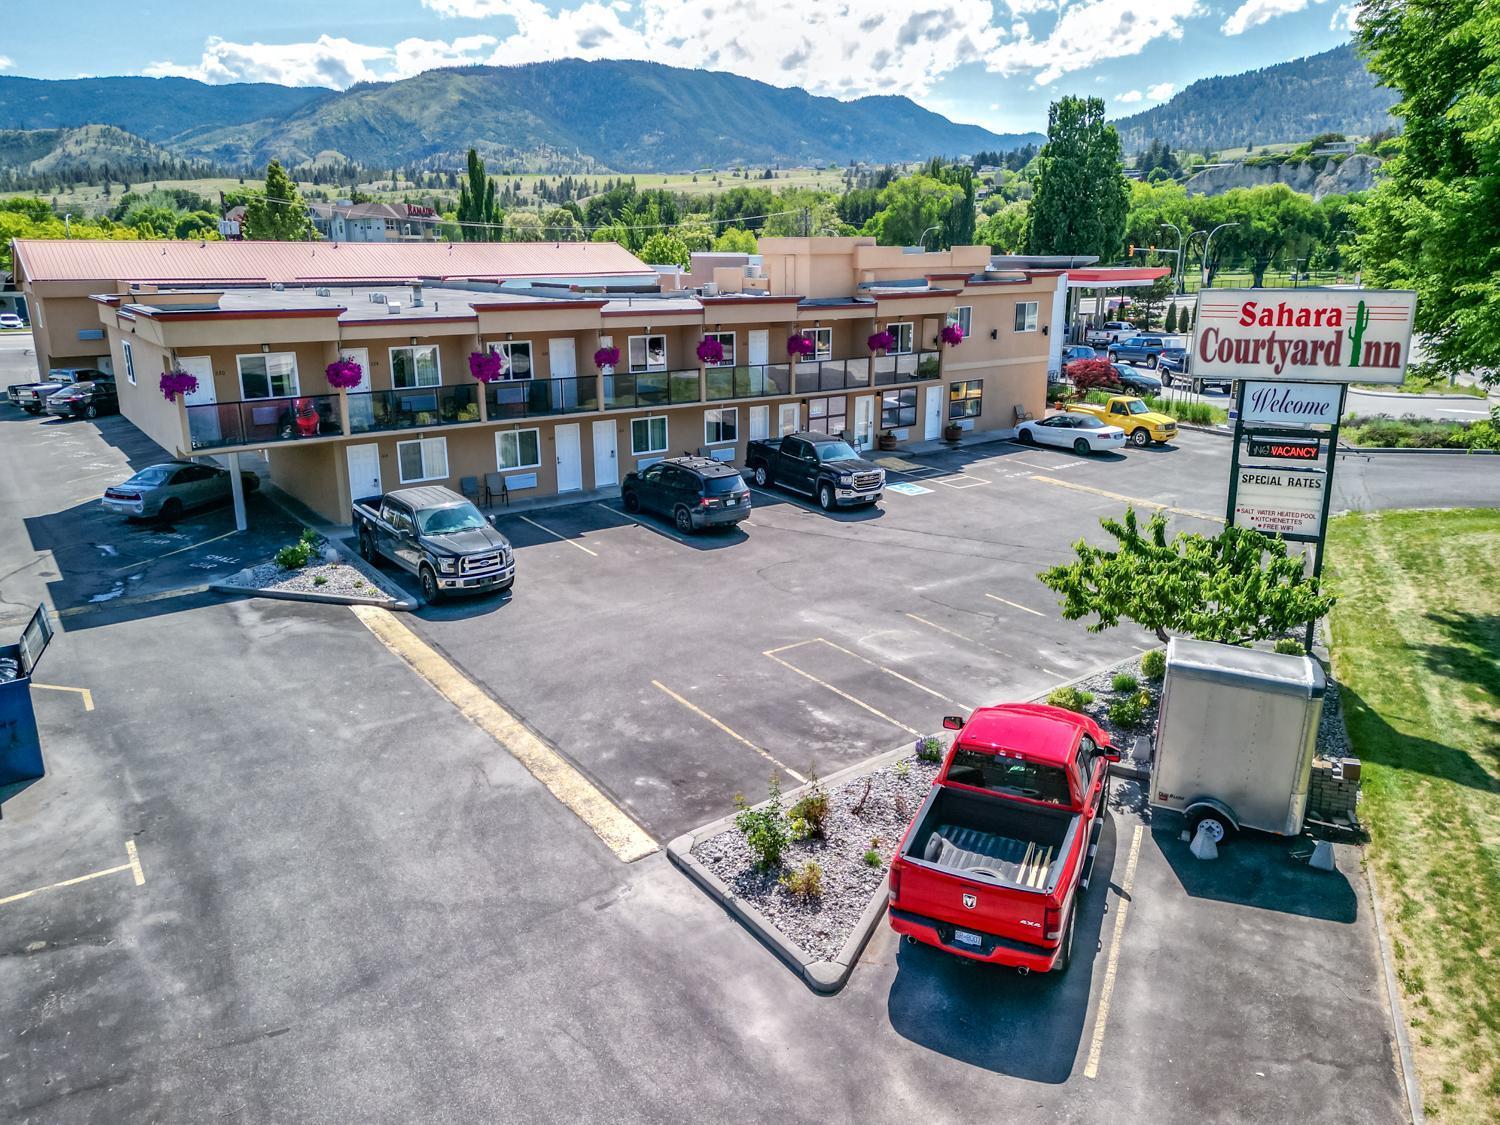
[1339, 445, 1500, 456]
[1348, 387, 1494, 403]
[209, 581, 416, 610]
[1364, 863, 1426, 1124]
[667, 738, 926, 995]
[1175, 422, 1233, 437]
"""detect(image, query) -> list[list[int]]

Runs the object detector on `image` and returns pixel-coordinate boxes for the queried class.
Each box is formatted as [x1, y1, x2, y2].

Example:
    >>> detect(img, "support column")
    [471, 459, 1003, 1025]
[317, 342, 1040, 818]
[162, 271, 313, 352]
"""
[227, 450, 247, 532]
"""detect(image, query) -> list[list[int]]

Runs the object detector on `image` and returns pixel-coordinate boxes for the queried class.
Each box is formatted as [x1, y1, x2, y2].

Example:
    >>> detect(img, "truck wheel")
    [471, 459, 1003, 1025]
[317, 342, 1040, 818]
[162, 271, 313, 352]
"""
[1106, 350, 1118, 362]
[1191, 379, 1204, 395]
[622, 489, 640, 513]
[818, 483, 834, 511]
[358, 530, 376, 562]
[752, 464, 768, 487]
[1188, 808, 1234, 844]
[1073, 438, 1090, 456]
[1130, 428, 1151, 448]
[1053, 909, 1076, 974]
[1161, 371, 1175, 388]
[419, 565, 442, 603]
[1147, 355, 1159, 369]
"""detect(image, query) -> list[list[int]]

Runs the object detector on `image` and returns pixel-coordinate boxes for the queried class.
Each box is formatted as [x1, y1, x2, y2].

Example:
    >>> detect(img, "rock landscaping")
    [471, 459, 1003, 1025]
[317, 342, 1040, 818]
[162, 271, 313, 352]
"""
[220, 529, 399, 604]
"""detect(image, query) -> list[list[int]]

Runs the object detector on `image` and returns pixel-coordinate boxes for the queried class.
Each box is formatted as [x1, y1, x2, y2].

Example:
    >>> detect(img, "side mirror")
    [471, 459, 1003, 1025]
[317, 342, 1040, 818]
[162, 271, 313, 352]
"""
[1104, 749, 1122, 763]
[942, 715, 965, 731]
[488, 514, 498, 527]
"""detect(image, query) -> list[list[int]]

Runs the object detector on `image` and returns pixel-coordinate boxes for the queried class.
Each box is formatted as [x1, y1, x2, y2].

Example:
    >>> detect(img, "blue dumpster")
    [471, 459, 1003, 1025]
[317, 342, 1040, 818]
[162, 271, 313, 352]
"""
[0, 606, 52, 815]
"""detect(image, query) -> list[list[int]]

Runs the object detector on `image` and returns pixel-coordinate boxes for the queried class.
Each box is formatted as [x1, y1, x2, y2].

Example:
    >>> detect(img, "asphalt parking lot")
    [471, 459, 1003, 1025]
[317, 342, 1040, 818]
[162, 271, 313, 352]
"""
[0, 330, 1422, 1122]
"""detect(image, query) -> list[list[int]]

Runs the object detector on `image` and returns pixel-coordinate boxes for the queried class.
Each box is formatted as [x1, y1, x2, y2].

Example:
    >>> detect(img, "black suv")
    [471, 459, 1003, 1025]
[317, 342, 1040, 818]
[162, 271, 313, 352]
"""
[621, 456, 751, 533]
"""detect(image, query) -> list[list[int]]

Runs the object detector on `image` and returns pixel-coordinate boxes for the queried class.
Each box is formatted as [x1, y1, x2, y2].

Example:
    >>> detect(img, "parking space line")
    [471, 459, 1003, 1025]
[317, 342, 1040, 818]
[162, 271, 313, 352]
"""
[763, 648, 922, 737]
[1028, 476, 1224, 523]
[48, 584, 212, 621]
[1083, 823, 1144, 1080]
[0, 840, 145, 908]
[905, 613, 1069, 678]
[594, 502, 691, 545]
[812, 638, 972, 710]
[31, 683, 95, 711]
[652, 680, 806, 784]
[352, 606, 657, 862]
[985, 594, 1046, 618]
[517, 514, 599, 556]
[113, 528, 240, 572]
[933, 474, 990, 490]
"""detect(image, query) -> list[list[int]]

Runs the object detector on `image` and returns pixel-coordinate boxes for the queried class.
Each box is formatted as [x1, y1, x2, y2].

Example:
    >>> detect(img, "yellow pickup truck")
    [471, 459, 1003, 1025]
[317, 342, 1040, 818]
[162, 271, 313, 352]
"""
[1070, 396, 1178, 447]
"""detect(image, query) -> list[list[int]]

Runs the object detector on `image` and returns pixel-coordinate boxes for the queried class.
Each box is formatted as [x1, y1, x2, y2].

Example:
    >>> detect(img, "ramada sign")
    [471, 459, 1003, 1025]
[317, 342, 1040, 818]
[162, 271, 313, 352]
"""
[1192, 289, 1417, 384]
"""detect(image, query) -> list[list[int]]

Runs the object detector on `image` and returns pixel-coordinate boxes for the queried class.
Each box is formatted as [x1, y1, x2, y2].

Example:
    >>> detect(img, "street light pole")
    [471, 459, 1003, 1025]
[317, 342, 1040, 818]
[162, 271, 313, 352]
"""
[1160, 222, 1185, 295]
[1201, 222, 1238, 289]
[918, 225, 941, 251]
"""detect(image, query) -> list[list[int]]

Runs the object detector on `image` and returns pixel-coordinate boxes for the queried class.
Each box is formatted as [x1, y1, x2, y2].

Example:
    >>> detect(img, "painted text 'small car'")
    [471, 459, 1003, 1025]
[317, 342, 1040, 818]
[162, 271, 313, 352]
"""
[353, 486, 514, 602]
[888, 704, 1117, 972]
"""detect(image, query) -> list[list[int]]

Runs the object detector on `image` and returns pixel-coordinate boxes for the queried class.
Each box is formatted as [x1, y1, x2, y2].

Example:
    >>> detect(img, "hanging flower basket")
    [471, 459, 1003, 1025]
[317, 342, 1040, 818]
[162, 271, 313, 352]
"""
[468, 350, 505, 384]
[159, 369, 199, 403]
[786, 333, 816, 360]
[867, 330, 896, 355]
[695, 337, 725, 366]
[594, 345, 620, 371]
[325, 358, 363, 390]
[940, 323, 965, 347]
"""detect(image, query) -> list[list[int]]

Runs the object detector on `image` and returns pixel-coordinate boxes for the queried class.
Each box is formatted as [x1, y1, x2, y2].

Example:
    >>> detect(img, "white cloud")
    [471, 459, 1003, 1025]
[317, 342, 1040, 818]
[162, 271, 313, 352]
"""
[0, 55, 13, 72]
[1330, 2, 1363, 31]
[144, 33, 498, 88]
[987, 0, 1202, 85]
[1146, 81, 1175, 100]
[1222, 0, 1330, 36]
[1116, 89, 1144, 103]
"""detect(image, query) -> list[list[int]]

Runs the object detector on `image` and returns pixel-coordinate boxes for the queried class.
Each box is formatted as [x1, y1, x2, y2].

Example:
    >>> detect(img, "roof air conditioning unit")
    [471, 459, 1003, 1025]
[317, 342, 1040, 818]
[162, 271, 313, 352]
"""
[745, 265, 763, 278]
[314, 287, 332, 298]
[701, 282, 719, 297]
[271, 282, 285, 291]
[370, 292, 387, 304]
[386, 301, 403, 315]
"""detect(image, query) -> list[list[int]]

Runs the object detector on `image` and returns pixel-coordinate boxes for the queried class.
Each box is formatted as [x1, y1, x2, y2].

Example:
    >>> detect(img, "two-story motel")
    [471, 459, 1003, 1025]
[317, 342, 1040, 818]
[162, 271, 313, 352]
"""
[11, 237, 1060, 527]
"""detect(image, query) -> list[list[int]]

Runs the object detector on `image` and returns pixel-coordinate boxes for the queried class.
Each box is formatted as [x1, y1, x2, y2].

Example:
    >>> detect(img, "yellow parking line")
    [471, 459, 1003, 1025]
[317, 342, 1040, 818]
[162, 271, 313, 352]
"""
[1028, 476, 1224, 523]
[763, 649, 921, 736]
[31, 683, 95, 711]
[0, 841, 145, 908]
[352, 605, 656, 862]
[1084, 823, 1144, 1080]
[813, 638, 972, 709]
[52, 584, 212, 620]
[986, 594, 1046, 618]
[652, 680, 806, 784]
[517, 514, 598, 557]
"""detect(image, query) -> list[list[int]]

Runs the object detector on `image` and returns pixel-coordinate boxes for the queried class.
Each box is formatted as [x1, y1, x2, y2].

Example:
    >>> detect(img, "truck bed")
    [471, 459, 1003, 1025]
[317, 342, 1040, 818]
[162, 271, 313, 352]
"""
[903, 786, 1078, 895]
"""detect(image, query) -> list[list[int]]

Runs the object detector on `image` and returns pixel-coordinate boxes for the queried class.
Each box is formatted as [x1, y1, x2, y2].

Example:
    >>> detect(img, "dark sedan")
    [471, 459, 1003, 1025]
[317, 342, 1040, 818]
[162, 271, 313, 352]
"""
[46, 377, 118, 420]
[1110, 363, 1163, 396]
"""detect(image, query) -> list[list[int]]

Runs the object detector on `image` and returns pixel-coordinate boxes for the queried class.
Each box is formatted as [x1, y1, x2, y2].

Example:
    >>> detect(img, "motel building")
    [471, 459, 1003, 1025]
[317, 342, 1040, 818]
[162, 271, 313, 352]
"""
[11, 237, 1061, 527]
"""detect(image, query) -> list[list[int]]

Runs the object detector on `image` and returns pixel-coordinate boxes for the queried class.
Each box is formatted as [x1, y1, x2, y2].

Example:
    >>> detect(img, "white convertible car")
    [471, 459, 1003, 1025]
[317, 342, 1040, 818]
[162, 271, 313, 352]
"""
[1015, 412, 1128, 455]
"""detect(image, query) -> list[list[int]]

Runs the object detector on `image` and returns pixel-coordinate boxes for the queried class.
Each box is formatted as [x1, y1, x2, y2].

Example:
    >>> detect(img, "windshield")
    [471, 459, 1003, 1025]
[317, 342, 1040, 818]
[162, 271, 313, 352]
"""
[945, 748, 1074, 805]
[127, 466, 175, 486]
[815, 441, 859, 462]
[418, 502, 489, 535]
[1126, 400, 1150, 415]
[705, 476, 747, 495]
[1075, 416, 1105, 429]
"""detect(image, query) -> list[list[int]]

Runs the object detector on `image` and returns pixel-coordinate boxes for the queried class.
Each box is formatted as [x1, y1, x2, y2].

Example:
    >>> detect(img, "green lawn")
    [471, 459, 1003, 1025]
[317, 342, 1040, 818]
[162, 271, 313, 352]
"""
[1326, 509, 1500, 1120]
[1352, 375, 1490, 398]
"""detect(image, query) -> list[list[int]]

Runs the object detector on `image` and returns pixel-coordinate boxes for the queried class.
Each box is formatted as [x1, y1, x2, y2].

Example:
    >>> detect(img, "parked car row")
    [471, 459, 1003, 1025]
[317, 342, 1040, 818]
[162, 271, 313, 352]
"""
[7, 367, 118, 417]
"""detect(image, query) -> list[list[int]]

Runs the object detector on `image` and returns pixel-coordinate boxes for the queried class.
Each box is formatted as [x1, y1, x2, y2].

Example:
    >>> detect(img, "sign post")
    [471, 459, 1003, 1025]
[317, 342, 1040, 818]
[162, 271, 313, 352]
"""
[1196, 289, 1415, 651]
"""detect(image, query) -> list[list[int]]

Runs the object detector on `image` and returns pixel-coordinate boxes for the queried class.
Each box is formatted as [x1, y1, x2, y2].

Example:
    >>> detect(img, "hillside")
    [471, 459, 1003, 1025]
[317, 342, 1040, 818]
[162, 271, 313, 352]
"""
[0, 125, 179, 176]
[1113, 45, 1397, 153]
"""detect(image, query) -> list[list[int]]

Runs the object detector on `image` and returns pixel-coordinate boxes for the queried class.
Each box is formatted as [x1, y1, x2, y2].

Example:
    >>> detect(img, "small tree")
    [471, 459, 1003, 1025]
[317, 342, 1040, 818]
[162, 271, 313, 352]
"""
[1164, 302, 1179, 333]
[1066, 357, 1119, 392]
[1039, 507, 1335, 644]
[243, 160, 314, 241]
[639, 232, 691, 268]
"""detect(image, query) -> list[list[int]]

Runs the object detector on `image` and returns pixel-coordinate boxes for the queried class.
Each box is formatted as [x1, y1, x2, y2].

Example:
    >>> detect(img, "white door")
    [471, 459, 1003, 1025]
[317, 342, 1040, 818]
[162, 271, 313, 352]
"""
[853, 395, 876, 451]
[555, 423, 582, 493]
[341, 347, 373, 432]
[748, 330, 769, 367]
[592, 419, 617, 488]
[179, 355, 218, 447]
[777, 403, 800, 436]
[749, 405, 770, 441]
[346, 443, 382, 503]
[924, 384, 945, 441]
[549, 338, 578, 410]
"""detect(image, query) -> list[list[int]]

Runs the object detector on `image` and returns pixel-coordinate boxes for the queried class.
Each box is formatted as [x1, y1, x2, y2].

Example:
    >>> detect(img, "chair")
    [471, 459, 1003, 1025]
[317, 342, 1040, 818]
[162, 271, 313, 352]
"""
[483, 472, 508, 508]
[1013, 404, 1035, 423]
[460, 476, 482, 505]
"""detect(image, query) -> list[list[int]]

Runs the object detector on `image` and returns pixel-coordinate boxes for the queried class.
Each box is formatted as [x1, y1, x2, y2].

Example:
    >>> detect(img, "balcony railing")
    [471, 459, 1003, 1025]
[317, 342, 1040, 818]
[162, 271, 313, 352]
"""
[604, 369, 701, 409]
[349, 384, 483, 434]
[706, 364, 793, 401]
[186, 393, 341, 451]
[486, 376, 600, 420]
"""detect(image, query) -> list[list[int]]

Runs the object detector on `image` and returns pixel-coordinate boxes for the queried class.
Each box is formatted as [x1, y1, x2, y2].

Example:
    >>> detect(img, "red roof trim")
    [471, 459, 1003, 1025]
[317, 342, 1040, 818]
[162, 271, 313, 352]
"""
[700, 295, 803, 305]
[337, 314, 479, 326]
[873, 287, 961, 299]
[469, 299, 608, 312]
[142, 308, 345, 322]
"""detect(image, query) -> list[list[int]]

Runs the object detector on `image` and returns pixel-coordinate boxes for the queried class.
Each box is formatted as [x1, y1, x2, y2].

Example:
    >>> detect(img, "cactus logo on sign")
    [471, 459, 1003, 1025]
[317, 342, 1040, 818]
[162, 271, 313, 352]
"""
[1190, 289, 1416, 384]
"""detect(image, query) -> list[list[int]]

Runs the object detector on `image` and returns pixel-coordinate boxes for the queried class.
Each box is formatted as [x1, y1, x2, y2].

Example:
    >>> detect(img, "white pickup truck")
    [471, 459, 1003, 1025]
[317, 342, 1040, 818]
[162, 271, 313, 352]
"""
[1084, 321, 1136, 347]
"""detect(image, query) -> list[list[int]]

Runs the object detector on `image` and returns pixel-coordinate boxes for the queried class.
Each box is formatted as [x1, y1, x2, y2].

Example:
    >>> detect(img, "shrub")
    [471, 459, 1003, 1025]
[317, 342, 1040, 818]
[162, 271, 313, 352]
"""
[275, 541, 312, 570]
[1108, 691, 1151, 728]
[734, 776, 791, 871]
[1047, 685, 1095, 712]
[787, 772, 829, 841]
[299, 527, 320, 547]
[313, 575, 328, 587]
[1111, 671, 1139, 694]
[895, 759, 910, 780]
[1141, 649, 1166, 681]
[863, 850, 882, 868]
[1273, 637, 1306, 655]
[917, 736, 944, 762]
[1067, 358, 1120, 392]
[779, 860, 823, 901]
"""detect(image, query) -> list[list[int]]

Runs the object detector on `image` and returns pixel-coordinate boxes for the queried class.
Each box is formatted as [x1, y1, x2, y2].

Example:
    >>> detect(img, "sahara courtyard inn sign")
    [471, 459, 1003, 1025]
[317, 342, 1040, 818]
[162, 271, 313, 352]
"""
[1192, 290, 1417, 383]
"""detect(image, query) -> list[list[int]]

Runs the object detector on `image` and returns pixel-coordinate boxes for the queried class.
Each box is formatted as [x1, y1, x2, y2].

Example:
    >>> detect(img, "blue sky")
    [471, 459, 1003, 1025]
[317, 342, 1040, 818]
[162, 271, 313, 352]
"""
[1, 1, 1359, 135]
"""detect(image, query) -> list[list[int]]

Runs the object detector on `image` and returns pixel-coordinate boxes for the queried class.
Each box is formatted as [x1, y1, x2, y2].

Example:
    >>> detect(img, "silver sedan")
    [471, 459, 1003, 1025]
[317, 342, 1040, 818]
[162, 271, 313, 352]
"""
[101, 460, 260, 520]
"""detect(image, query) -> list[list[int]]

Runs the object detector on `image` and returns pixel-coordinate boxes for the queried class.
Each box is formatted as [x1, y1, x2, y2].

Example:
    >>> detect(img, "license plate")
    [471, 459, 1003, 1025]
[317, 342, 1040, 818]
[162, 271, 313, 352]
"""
[953, 929, 982, 947]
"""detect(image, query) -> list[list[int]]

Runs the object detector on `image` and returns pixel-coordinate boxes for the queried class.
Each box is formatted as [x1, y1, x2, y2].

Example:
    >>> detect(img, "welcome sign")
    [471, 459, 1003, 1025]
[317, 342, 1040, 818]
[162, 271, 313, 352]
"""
[1192, 289, 1416, 383]
[1240, 380, 1344, 426]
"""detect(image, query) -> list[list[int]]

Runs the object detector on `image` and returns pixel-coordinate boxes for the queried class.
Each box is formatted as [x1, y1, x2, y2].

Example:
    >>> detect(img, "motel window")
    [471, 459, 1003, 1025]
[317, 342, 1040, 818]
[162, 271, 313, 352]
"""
[949, 379, 984, 420]
[946, 306, 972, 337]
[496, 428, 541, 471]
[888, 322, 914, 355]
[881, 387, 917, 429]
[807, 396, 846, 436]
[705, 407, 738, 445]
[396, 436, 449, 484]
[704, 331, 736, 368]
[1014, 301, 1039, 333]
[390, 345, 440, 389]
[122, 340, 136, 385]
[487, 340, 533, 380]
[237, 352, 300, 400]
[629, 334, 668, 372]
[631, 415, 668, 455]
[808, 327, 833, 361]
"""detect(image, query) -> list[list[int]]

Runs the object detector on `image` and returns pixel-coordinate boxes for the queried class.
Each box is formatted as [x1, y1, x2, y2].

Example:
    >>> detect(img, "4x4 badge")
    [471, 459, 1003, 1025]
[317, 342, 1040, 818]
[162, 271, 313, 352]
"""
[962, 893, 977, 909]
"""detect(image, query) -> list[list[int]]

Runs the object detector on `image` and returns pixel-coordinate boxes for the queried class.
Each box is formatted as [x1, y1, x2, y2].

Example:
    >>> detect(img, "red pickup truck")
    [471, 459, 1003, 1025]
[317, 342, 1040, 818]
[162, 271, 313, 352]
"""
[888, 703, 1117, 973]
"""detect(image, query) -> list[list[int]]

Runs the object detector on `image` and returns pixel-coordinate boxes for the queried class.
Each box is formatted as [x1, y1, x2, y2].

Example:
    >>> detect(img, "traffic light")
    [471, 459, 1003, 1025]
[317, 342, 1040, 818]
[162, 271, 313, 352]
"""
[1128, 244, 1135, 255]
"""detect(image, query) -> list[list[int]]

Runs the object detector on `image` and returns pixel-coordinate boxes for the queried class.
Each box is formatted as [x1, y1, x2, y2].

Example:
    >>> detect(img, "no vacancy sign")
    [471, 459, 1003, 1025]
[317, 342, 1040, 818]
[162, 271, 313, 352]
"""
[1192, 289, 1416, 384]
[1232, 466, 1328, 539]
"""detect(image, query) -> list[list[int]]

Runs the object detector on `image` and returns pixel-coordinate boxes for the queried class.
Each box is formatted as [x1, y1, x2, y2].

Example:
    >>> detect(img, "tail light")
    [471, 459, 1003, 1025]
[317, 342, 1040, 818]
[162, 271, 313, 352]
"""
[106, 488, 139, 500]
[1044, 905, 1062, 942]
[699, 497, 712, 507]
[888, 863, 901, 904]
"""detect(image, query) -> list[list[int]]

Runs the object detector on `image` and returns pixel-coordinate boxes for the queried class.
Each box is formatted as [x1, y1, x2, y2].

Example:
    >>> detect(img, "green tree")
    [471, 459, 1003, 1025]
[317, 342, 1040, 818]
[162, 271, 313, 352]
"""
[505, 211, 545, 241]
[868, 173, 963, 247]
[1026, 96, 1130, 259]
[243, 160, 314, 241]
[639, 232, 691, 268]
[1218, 185, 1323, 287]
[542, 206, 583, 240]
[975, 201, 1029, 253]
[1039, 508, 1335, 644]
[675, 220, 716, 253]
[1356, 0, 1500, 382]
[1165, 302, 1179, 333]
[713, 227, 758, 253]
[457, 148, 500, 242]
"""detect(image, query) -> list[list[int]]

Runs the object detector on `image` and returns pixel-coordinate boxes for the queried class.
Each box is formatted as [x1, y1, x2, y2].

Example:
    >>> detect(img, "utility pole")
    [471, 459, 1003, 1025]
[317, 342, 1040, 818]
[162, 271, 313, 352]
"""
[1160, 222, 1185, 294]
[1201, 222, 1238, 289]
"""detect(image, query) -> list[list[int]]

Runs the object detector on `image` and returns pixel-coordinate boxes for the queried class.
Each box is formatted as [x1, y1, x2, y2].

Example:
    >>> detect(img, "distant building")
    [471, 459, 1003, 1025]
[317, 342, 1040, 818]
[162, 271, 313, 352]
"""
[1310, 141, 1357, 156]
[308, 201, 442, 242]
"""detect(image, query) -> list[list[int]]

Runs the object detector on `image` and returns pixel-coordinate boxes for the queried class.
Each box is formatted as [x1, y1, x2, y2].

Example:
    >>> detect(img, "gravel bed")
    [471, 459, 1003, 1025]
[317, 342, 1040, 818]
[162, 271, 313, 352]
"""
[691, 753, 942, 963]
[225, 541, 396, 602]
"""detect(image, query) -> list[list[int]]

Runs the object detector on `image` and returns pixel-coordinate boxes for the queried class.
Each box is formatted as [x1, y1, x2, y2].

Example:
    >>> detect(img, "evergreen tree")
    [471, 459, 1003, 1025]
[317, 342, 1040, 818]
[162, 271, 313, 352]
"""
[1026, 97, 1130, 260]
[456, 149, 499, 242]
[243, 160, 314, 241]
[1165, 302, 1179, 333]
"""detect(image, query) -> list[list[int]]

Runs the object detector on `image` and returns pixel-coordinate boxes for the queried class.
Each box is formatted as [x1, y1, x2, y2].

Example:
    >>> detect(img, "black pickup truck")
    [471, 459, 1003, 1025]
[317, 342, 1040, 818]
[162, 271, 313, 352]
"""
[353, 486, 515, 602]
[744, 431, 885, 510]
